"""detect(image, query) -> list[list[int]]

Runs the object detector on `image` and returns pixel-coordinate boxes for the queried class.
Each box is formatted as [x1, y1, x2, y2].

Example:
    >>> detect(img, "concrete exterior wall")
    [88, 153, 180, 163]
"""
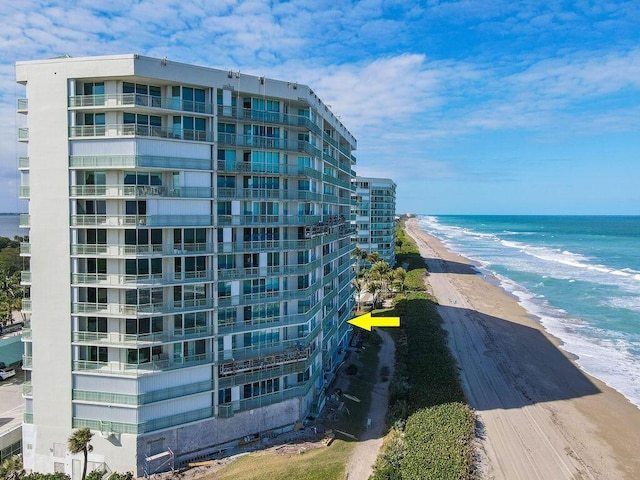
[137, 398, 300, 476]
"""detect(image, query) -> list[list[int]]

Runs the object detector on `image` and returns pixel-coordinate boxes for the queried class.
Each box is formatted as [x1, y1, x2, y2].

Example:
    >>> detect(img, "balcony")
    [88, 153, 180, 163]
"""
[216, 187, 323, 202]
[72, 325, 213, 346]
[19, 214, 30, 227]
[72, 298, 213, 317]
[73, 378, 214, 406]
[17, 98, 28, 113]
[217, 161, 323, 180]
[218, 342, 311, 377]
[20, 271, 31, 285]
[217, 105, 323, 135]
[70, 214, 212, 228]
[72, 352, 214, 376]
[69, 154, 212, 171]
[70, 242, 212, 257]
[69, 184, 213, 199]
[68, 93, 214, 115]
[18, 128, 29, 142]
[20, 242, 31, 256]
[217, 133, 322, 157]
[19, 156, 29, 170]
[69, 124, 213, 142]
[71, 271, 214, 287]
[19, 186, 30, 199]
[22, 298, 32, 312]
[217, 214, 322, 227]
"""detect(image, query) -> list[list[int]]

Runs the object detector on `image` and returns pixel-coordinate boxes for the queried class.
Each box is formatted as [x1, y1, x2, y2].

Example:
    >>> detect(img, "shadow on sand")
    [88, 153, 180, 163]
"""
[437, 303, 601, 411]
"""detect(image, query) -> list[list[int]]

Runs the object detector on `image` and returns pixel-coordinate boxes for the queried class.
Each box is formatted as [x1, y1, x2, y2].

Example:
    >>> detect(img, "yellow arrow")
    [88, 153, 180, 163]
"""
[347, 312, 400, 331]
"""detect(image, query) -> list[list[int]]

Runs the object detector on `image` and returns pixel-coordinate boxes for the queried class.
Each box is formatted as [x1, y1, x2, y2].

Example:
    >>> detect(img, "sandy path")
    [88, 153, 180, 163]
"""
[405, 218, 640, 480]
[345, 329, 395, 480]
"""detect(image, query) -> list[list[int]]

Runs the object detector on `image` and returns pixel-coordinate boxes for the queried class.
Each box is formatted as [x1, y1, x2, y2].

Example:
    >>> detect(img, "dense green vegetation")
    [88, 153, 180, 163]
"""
[0, 235, 28, 325]
[371, 218, 475, 480]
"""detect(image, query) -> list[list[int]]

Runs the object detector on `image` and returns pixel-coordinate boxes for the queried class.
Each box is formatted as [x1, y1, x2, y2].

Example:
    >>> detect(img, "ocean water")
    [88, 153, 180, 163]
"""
[0, 215, 25, 239]
[417, 215, 640, 408]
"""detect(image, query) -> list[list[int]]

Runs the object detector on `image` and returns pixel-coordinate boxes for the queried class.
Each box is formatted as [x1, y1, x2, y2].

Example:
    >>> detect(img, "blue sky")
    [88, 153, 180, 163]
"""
[1, 0, 640, 214]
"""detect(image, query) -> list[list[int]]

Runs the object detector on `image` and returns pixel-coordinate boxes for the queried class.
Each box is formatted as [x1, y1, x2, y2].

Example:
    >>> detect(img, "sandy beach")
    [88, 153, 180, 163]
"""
[405, 218, 640, 480]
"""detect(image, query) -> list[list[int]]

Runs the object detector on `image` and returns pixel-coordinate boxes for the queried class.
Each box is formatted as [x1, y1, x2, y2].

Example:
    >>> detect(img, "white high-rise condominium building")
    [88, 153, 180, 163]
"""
[16, 54, 356, 477]
[354, 177, 397, 266]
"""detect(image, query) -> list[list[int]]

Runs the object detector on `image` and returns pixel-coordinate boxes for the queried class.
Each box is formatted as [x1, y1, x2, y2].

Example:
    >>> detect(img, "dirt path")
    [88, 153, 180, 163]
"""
[345, 329, 395, 480]
[405, 218, 640, 479]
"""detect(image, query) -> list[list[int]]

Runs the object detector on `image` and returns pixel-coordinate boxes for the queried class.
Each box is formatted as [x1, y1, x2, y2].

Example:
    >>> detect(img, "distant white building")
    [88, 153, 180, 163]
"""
[16, 54, 356, 477]
[353, 177, 397, 266]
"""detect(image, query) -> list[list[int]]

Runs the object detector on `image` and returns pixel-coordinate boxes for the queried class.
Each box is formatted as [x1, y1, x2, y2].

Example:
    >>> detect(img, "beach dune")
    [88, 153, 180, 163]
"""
[406, 218, 640, 479]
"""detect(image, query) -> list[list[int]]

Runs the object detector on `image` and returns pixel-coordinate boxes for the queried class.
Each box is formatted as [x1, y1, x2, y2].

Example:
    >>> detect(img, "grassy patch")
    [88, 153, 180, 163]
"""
[207, 439, 355, 480]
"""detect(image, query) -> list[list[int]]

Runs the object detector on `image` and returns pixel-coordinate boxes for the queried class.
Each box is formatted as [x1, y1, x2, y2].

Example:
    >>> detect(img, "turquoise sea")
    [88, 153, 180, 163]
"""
[417, 215, 640, 408]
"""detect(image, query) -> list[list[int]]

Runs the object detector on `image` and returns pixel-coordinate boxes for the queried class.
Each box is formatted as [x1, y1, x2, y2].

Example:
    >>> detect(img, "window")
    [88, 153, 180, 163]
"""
[217, 202, 232, 215]
[82, 82, 105, 96]
[218, 388, 232, 404]
[174, 86, 206, 113]
[218, 281, 232, 297]
[172, 115, 206, 140]
[218, 255, 236, 269]
[123, 171, 162, 186]
[217, 176, 235, 188]
[125, 288, 162, 306]
[86, 258, 107, 274]
[126, 346, 162, 365]
[125, 229, 162, 250]
[79, 346, 107, 363]
[125, 200, 147, 215]
[76, 200, 106, 215]
[82, 287, 107, 304]
[80, 317, 107, 333]
[174, 312, 207, 334]
[243, 176, 279, 190]
[243, 378, 280, 399]
[126, 317, 162, 335]
[126, 258, 162, 275]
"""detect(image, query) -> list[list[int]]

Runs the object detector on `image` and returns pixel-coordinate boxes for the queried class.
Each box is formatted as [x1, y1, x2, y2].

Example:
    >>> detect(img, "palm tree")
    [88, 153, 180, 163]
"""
[0, 455, 25, 480]
[391, 267, 407, 294]
[352, 272, 367, 312]
[68, 427, 94, 480]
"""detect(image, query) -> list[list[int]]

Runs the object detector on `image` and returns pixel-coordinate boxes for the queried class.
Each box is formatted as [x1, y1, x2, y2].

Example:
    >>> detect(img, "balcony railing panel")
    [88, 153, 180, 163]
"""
[69, 124, 213, 142]
[70, 185, 213, 199]
[70, 214, 212, 227]
[68, 93, 214, 114]
[71, 242, 212, 257]
[69, 155, 213, 171]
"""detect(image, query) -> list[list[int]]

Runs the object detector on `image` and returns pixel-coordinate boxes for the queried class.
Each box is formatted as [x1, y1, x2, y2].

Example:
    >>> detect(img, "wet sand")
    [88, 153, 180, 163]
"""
[406, 218, 640, 479]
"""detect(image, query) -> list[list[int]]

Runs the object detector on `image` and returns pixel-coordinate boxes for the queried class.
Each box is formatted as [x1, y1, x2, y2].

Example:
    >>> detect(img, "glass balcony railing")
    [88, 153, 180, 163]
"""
[19, 156, 29, 169]
[22, 354, 33, 368]
[217, 133, 322, 158]
[17, 98, 28, 113]
[217, 214, 322, 227]
[18, 128, 29, 142]
[20, 242, 30, 255]
[69, 184, 213, 199]
[19, 214, 30, 227]
[23, 381, 33, 396]
[69, 124, 213, 142]
[71, 271, 213, 287]
[73, 379, 214, 406]
[68, 93, 214, 115]
[70, 214, 212, 227]
[72, 298, 213, 316]
[22, 298, 32, 312]
[70, 242, 211, 257]
[73, 352, 214, 376]
[19, 186, 30, 199]
[70, 154, 212, 171]
[72, 325, 213, 346]
[20, 271, 31, 284]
